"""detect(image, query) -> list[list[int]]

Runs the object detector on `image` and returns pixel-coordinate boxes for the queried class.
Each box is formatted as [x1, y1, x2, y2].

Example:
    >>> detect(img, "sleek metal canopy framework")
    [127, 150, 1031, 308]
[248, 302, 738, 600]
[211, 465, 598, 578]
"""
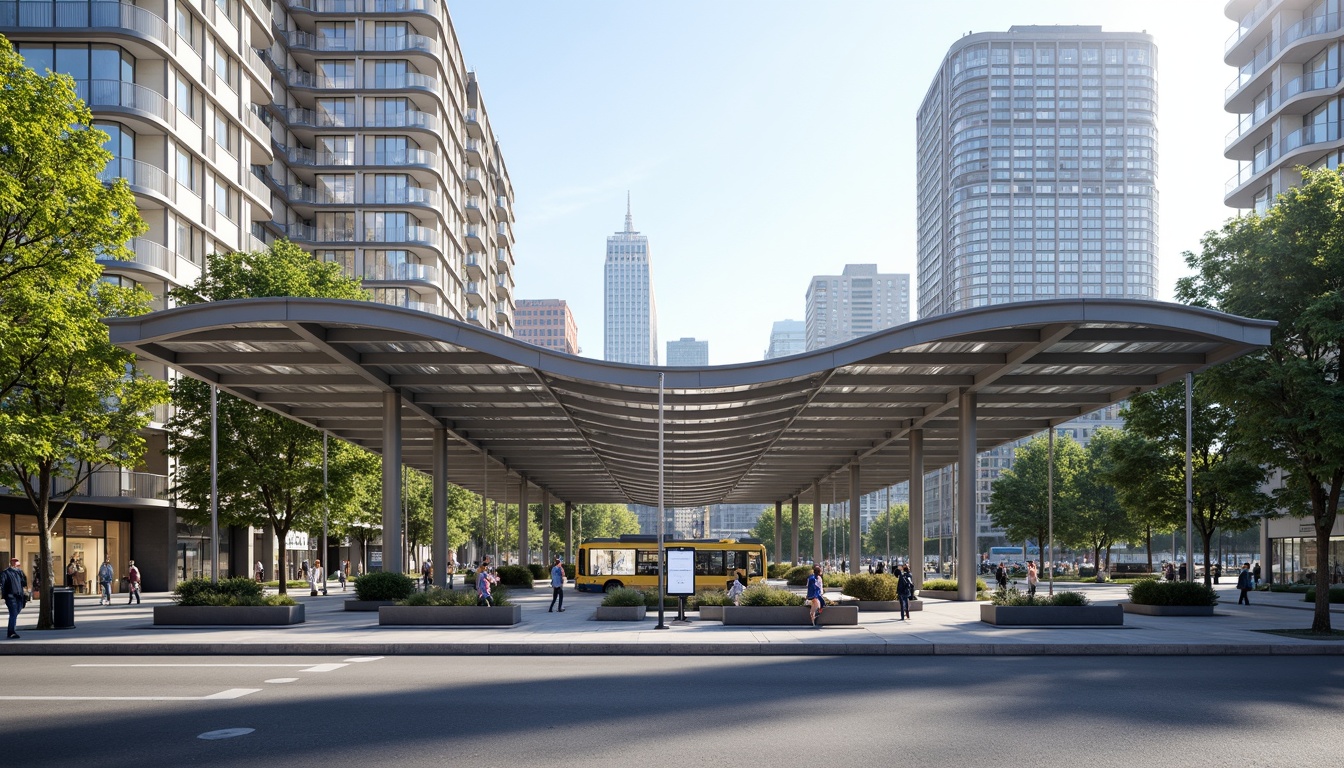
[108, 296, 1272, 504]
[108, 297, 1273, 585]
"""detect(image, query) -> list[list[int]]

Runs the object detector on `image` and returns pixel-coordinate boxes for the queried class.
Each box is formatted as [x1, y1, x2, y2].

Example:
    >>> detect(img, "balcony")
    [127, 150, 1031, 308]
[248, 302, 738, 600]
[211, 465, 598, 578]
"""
[463, 108, 484, 138]
[367, 148, 437, 168]
[1, 2, 174, 56]
[280, 67, 354, 90]
[286, 0, 435, 14]
[464, 226, 486, 249]
[98, 237, 175, 279]
[463, 281, 486, 307]
[1225, 0, 1280, 57]
[99, 158, 171, 201]
[287, 184, 354, 205]
[462, 166, 484, 194]
[1225, 120, 1344, 199]
[494, 301, 510, 321]
[365, 186, 439, 208]
[463, 252, 485, 279]
[493, 273, 512, 299]
[285, 224, 355, 244]
[464, 308, 484, 327]
[494, 194, 511, 219]
[495, 247, 511, 271]
[274, 143, 355, 168]
[463, 196, 484, 222]
[363, 225, 439, 248]
[375, 295, 439, 315]
[47, 470, 170, 505]
[365, 109, 439, 132]
[494, 221, 511, 246]
[364, 261, 439, 284]
[279, 106, 357, 130]
[367, 72, 437, 93]
[73, 79, 175, 130]
[1225, 11, 1344, 108]
[1226, 68, 1343, 153]
[464, 138, 483, 165]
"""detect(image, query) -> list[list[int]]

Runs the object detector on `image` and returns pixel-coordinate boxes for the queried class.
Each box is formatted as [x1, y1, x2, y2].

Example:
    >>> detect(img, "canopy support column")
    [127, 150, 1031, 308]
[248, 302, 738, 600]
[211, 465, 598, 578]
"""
[790, 496, 800, 565]
[956, 392, 977, 601]
[812, 482, 823, 566]
[849, 464, 862, 574]
[381, 392, 403, 575]
[774, 501, 783, 567]
[908, 429, 924, 588]
[518, 478, 529, 566]
[432, 427, 447, 587]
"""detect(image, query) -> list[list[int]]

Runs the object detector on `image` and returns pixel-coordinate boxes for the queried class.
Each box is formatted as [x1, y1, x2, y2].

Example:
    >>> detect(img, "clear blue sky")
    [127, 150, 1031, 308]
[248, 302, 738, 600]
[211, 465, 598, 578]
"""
[449, 1, 1234, 364]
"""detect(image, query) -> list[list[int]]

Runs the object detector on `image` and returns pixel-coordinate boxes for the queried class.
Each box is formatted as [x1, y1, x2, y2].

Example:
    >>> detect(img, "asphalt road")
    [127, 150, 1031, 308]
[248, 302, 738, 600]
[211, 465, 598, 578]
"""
[1, 655, 1340, 767]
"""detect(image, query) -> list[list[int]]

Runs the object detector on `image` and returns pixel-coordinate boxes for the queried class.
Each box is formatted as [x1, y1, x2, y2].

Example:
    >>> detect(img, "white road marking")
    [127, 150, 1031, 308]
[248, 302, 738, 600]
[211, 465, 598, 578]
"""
[0, 688, 261, 702]
[264, 678, 298, 684]
[74, 664, 327, 668]
[198, 728, 255, 740]
[298, 663, 347, 672]
[343, 656, 383, 662]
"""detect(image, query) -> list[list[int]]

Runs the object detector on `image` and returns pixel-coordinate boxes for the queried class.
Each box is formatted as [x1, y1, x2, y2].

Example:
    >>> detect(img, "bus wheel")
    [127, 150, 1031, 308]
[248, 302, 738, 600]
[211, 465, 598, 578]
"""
[603, 580, 623, 592]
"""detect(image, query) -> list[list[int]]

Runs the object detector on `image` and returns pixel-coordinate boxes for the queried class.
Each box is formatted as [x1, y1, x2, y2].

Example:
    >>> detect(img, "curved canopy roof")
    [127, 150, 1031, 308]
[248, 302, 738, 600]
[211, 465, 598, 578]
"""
[107, 298, 1273, 508]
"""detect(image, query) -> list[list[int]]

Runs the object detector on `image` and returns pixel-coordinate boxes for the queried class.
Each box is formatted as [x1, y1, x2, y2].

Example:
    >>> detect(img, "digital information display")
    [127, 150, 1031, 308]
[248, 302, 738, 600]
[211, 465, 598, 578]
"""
[666, 547, 695, 596]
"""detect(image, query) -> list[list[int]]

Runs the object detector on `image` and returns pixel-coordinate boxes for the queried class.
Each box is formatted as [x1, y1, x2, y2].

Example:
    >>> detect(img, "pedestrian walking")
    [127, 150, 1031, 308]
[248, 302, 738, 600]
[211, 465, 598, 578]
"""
[125, 560, 141, 604]
[2, 557, 29, 639]
[1212, 562, 1222, 584]
[300, 559, 309, 582]
[1237, 562, 1254, 605]
[1252, 561, 1262, 589]
[897, 564, 915, 620]
[446, 556, 457, 589]
[421, 559, 433, 590]
[548, 557, 566, 612]
[727, 570, 747, 606]
[97, 559, 114, 606]
[476, 558, 498, 607]
[995, 563, 1008, 591]
[806, 564, 825, 628]
[1026, 560, 1039, 598]
[308, 559, 324, 597]
[336, 565, 347, 591]
[1178, 562, 1187, 581]
[255, 560, 264, 582]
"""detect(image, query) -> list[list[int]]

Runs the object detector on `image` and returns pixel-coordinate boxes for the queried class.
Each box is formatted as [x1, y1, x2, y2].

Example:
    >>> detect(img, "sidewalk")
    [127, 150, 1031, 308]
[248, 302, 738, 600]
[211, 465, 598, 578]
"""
[2, 581, 1341, 657]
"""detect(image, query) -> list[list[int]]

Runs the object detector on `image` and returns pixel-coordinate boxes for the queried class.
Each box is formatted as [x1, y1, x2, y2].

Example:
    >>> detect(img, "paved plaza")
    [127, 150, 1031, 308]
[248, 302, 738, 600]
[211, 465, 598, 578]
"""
[3, 581, 1341, 656]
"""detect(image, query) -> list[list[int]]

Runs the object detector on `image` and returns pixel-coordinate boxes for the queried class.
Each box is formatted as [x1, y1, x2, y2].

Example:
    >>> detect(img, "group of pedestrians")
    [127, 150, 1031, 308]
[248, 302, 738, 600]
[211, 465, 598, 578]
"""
[806, 563, 916, 627]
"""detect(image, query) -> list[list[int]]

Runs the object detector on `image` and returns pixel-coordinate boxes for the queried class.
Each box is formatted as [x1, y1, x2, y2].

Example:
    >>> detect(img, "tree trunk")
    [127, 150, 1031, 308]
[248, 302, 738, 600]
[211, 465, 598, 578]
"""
[36, 466, 55, 630]
[1144, 525, 1153, 573]
[275, 527, 289, 596]
[1314, 520, 1334, 633]
[1201, 529, 1214, 589]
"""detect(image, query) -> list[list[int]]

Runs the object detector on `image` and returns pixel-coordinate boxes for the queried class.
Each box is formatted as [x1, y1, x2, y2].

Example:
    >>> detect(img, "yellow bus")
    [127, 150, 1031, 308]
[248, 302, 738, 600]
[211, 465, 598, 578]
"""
[575, 536, 767, 593]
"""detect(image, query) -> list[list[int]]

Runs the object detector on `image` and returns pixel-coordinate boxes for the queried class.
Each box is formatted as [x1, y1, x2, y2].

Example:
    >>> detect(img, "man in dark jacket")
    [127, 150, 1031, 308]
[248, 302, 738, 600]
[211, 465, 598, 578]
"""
[1236, 562, 1254, 605]
[2, 558, 28, 639]
[897, 565, 915, 620]
[995, 563, 1009, 591]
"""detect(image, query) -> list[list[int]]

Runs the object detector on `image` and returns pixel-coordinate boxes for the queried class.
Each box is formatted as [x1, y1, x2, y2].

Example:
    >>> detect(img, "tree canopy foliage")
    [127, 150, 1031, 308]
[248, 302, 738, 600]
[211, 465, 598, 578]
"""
[1176, 166, 1344, 631]
[988, 435, 1086, 559]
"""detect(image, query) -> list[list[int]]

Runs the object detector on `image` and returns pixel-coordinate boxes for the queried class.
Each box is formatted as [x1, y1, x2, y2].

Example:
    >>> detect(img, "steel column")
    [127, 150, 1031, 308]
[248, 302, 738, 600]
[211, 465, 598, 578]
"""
[849, 464, 862, 574]
[790, 496, 800, 565]
[432, 427, 447, 586]
[774, 500, 783, 566]
[518, 477, 529, 566]
[957, 391, 977, 601]
[908, 429, 924, 588]
[381, 391, 403, 575]
[564, 501, 574, 564]
[812, 482, 823, 566]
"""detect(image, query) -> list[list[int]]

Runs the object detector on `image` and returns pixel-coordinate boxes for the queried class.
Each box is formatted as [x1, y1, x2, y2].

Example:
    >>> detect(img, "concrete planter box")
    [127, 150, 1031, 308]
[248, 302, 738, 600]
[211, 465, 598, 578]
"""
[595, 605, 647, 621]
[1122, 602, 1216, 617]
[696, 605, 725, 621]
[918, 590, 960, 600]
[723, 605, 858, 626]
[855, 599, 922, 612]
[378, 605, 521, 626]
[980, 604, 1123, 626]
[344, 599, 396, 612]
[153, 605, 305, 626]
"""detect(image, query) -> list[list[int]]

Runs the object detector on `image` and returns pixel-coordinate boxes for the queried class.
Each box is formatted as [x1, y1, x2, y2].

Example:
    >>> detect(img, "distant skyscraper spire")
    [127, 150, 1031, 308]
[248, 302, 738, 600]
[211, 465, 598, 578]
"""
[625, 191, 634, 233]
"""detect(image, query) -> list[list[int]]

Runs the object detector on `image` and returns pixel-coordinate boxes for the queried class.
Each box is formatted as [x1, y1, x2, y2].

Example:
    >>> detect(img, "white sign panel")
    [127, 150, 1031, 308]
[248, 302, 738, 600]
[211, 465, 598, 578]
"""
[666, 548, 695, 596]
[284, 531, 309, 550]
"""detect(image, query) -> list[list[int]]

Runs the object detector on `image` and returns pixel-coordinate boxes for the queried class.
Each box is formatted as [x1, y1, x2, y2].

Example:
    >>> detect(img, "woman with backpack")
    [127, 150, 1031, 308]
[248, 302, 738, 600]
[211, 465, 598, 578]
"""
[806, 565, 825, 628]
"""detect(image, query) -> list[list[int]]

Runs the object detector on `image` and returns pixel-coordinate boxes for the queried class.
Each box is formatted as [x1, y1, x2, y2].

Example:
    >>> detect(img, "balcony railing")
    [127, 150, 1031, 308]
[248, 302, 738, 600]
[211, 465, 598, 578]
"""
[1225, 120, 1344, 193]
[368, 72, 436, 91]
[47, 470, 169, 501]
[369, 148, 437, 167]
[1225, 0, 1280, 54]
[375, 295, 439, 314]
[366, 187, 438, 206]
[364, 261, 438, 283]
[107, 238, 174, 276]
[73, 79, 174, 128]
[1226, 68, 1343, 149]
[363, 225, 438, 247]
[99, 158, 171, 198]
[364, 109, 438, 131]
[281, 68, 354, 89]
[1226, 11, 1344, 100]
[287, 184, 354, 205]
[1, 2, 174, 55]
[286, 0, 433, 13]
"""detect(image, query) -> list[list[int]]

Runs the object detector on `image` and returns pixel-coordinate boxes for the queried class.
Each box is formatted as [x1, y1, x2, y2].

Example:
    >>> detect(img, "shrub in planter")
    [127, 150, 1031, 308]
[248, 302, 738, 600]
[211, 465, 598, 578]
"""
[691, 589, 731, 609]
[921, 577, 989, 592]
[1302, 586, 1344, 604]
[767, 563, 791, 579]
[1128, 579, 1218, 607]
[563, 564, 576, 579]
[174, 577, 263, 606]
[844, 573, 899, 601]
[1268, 583, 1293, 592]
[1287, 583, 1312, 593]
[401, 587, 511, 607]
[354, 572, 416, 602]
[784, 565, 814, 586]
[991, 587, 1090, 606]
[820, 573, 850, 592]
[527, 563, 548, 580]
[740, 585, 805, 607]
[602, 587, 646, 607]
[495, 565, 534, 587]
[641, 590, 681, 609]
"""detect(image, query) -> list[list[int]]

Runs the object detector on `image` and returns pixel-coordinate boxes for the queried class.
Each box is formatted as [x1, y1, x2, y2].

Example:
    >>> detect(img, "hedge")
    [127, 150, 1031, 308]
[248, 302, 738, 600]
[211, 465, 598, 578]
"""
[844, 573, 899, 601]
[173, 577, 295, 606]
[354, 571, 416, 602]
[740, 585, 804, 606]
[1128, 579, 1218, 607]
[494, 565, 535, 587]
[1303, 586, 1344, 604]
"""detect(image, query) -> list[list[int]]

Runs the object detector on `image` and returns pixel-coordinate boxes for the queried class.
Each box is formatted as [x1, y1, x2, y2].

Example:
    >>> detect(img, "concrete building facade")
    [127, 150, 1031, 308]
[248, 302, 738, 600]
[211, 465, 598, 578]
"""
[1, 0, 515, 589]
[763, 319, 806, 359]
[516, 299, 579, 355]
[603, 198, 657, 365]
[804, 264, 910, 351]
[666, 337, 708, 367]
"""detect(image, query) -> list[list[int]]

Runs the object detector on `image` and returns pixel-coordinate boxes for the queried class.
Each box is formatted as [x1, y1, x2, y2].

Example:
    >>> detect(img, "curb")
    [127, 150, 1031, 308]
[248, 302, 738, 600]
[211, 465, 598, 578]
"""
[1, 641, 1342, 656]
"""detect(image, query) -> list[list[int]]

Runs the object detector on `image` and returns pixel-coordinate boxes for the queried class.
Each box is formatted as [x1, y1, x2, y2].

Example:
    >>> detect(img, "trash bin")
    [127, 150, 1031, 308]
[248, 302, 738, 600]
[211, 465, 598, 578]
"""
[52, 587, 76, 629]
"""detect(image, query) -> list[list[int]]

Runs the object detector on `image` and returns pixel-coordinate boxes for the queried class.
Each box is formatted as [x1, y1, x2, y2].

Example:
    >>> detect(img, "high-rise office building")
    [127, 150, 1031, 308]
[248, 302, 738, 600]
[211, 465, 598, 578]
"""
[666, 337, 708, 367]
[1, 0, 515, 588]
[763, 319, 806, 359]
[803, 264, 910, 351]
[603, 197, 658, 365]
[1224, 0, 1344, 215]
[916, 26, 1158, 318]
[516, 299, 580, 355]
[916, 26, 1157, 551]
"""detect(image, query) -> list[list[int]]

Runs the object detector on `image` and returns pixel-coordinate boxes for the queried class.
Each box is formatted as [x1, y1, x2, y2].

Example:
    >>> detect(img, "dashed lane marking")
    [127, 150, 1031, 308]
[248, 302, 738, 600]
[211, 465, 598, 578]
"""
[297, 663, 347, 672]
[264, 678, 298, 684]
[198, 728, 255, 740]
[0, 688, 261, 701]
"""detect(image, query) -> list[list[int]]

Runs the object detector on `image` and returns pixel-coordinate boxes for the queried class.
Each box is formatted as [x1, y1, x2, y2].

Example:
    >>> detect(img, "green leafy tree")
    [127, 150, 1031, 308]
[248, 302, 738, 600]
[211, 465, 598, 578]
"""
[749, 505, 820, 563]
[0, 36, 143, 401]
[0, 37, 164, 629]
[165, 242, 367, 593]
[1113, 380, 1272, 587]
[1101, 428, 1180, 572]
[863, 503, 910, 560]
[572, 503, 641, 544]
[1062, 428, 1139, 570]
[988, 435, 1085, 561]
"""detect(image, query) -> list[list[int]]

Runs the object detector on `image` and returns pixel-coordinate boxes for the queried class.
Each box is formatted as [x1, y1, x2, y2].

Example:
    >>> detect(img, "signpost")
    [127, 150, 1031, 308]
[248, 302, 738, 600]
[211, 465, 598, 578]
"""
[666, 547, 695, 622]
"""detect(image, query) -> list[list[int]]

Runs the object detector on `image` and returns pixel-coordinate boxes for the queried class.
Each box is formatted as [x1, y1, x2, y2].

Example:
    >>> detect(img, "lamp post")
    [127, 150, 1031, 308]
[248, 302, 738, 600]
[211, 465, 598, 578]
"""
[655, 372, 667, 630]
[209, 384, 218, 584]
